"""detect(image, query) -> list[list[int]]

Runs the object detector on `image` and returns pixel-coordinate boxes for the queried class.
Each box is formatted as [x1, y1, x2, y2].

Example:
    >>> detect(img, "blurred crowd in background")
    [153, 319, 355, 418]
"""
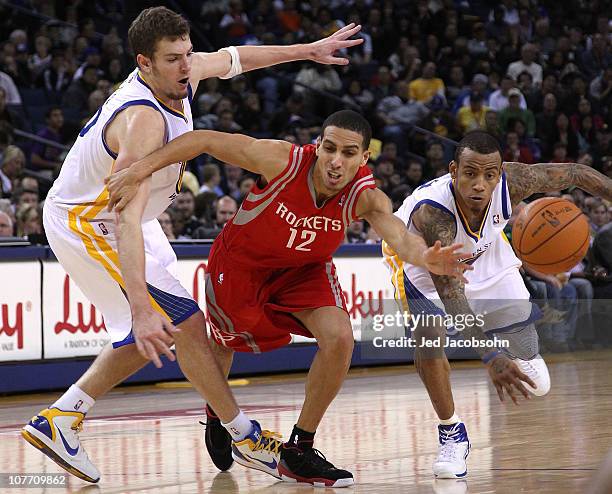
[0, 0, 610, 349]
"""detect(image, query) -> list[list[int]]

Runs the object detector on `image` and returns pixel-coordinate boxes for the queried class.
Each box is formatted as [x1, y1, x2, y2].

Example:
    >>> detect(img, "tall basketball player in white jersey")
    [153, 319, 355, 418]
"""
[385, 130, 612, 479]
[21, 7, 367, 483]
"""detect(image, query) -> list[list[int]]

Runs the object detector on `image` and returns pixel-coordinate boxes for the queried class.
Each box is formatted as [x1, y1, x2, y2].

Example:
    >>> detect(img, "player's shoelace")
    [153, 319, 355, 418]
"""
[253, 430, 283, 455]
[438, 424, 467, 462]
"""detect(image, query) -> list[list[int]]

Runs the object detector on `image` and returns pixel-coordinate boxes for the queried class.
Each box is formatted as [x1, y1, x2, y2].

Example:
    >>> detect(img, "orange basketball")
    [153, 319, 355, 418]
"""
[512, 198, 590, 274]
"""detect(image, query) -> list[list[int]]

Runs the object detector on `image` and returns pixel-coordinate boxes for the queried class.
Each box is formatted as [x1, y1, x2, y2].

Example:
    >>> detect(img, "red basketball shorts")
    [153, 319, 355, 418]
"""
[204, 246, 347, 353]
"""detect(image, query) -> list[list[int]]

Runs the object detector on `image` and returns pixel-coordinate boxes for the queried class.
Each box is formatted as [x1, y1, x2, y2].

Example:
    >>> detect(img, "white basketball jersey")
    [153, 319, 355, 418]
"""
[395, 173, 522, 296]
[48, 68, 193, 222]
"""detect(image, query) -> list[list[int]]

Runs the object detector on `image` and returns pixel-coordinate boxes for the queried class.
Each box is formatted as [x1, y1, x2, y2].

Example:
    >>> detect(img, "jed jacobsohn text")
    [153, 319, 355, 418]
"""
[372, 336, 510, 349]
[372, 312, 486, 332]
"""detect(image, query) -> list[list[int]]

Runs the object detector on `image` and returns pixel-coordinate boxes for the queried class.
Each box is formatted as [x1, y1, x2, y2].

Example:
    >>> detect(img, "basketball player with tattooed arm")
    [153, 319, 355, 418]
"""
[104, 110, 471, 487]
[385, 130, 612, 479]
[21, 6, 372, 484]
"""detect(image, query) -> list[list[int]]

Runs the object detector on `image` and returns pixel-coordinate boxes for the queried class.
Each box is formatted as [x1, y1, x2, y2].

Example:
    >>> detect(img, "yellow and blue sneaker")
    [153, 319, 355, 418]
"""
[21, 408, 100, 483]
[231, 421, 282, 479]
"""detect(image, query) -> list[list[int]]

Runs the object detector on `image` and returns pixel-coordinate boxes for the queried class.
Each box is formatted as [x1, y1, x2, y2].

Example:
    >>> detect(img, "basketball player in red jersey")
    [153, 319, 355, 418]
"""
[105, 110, 471, 487]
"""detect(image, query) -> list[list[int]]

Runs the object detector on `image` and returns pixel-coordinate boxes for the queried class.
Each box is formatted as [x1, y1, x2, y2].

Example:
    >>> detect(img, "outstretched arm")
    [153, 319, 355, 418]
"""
[356, 188, 470, 280]
[505, 161, 612, 206]
[105, 130, 292, 211]
[412, 204, 535, 403]
[191, 23, 363, 86]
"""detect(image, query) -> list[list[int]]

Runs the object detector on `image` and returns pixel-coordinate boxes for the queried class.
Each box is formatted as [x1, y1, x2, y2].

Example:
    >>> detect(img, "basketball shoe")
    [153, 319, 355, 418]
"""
[514, 354, 551, 396]
[200, 405, 233, 471]
[433, 422, 470, 479]
[231, 421, 283, 479]
[278, 444, 354, 487]
[21, 407, 100, 483]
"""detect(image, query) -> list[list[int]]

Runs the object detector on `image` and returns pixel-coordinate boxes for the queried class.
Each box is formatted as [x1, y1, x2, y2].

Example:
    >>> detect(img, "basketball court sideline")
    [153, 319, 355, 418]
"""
[1, 351, 610, 493]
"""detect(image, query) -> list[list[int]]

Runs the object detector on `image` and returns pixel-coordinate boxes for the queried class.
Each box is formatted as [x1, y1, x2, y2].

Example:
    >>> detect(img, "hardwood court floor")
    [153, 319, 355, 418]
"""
[0, 351, 610, 494]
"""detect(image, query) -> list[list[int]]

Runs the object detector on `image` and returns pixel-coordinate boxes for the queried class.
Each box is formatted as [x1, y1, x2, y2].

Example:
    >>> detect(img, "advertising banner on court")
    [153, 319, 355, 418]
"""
[42, 262, 111, 359]
[0, 261, 42, 362]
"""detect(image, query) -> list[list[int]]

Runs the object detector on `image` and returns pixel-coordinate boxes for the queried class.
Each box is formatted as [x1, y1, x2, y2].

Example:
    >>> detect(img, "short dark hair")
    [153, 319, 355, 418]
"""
[128, 7, 190, 60]
[321, 110, 372, 149]
[454, 130, 502, 164]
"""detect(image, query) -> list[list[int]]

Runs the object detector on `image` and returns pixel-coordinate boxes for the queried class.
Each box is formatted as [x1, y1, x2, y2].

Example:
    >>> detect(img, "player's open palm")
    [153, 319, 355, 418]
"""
[487, 354, 536, 405]
[308, 23, 364, 65]
[132, 310, 180, 368]
[105, 168, 140, 212]
[423, 240, 473, 282]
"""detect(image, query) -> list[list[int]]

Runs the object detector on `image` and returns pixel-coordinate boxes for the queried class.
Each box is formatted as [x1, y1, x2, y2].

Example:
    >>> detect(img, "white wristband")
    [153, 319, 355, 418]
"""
[218, 46, 243, 79]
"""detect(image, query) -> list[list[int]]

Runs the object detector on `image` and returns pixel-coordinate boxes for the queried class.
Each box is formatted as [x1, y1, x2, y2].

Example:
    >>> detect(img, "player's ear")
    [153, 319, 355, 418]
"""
[136, 53, 153, 74]
[361, 150, 370, 167]
[449, 160, 457, 179]
[315, 136, 321, 155]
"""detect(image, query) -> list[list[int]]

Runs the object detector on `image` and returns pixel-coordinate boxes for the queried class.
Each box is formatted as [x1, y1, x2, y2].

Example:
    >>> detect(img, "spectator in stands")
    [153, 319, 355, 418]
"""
[345, 220, 367, 243]
[536, 93, 559, 141]
[0, 145, 24, 198]
[550, 142, 572, 164]
[62, 64, 99, 119]
[581, 33, 612, 80]
[16, 176, 39, 195]
[589, 67, 612, 117]
[489, 75, 527, 112]
[0, 87, 25, 130]
[158, 209, 176, 241]
[294, 64, 342, 115]
[377, 80, 429, 153]
[30, 107, 65, 177]
[533, 17, 556, 57]
[371, 64, 395, 102]
[404, 160, 424, 189]
[193, 195, 238, 239]
[15, 204, 42, 238]
[445, 65, 468, 108]
[172, 188, 203, 238]
[453, 73, 490, 113]
[456, 92, 488, 134]
[342, 79, 374, 112]
[408, 62, 445, 104]
[503, 130, 534, 164]
[199, 164, 224, 196]
[36, 49, 70, 93]
[507, 43, 543, 86]
[0, 210, 13, 237]
[11, 186, 38, 210]
[237, 174, 255, 202]
[484, 110, 502, 139]
[588, 199, 610, 233]
[546, 113, 580, 160]
[485, 6, 512, 44]
[424, 140, 447, 176]
[0, 69, 22, 106]
[499, 88, 536, 136]
[29, 35, 52, 78]
[418, 95, 458, 141]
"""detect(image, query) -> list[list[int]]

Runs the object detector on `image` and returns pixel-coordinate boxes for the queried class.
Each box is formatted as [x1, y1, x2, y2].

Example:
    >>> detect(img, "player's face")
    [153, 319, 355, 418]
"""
[449, 149, 502, 212]
[140, 36, 193, 101]
[314, 126, 369, 196]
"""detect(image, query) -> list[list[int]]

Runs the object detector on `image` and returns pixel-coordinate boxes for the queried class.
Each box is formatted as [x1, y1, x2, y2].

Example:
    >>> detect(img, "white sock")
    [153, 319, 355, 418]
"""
[222, 410, 253, 441]
[439, 413, 461, 425]
[51, 385, 95, 414]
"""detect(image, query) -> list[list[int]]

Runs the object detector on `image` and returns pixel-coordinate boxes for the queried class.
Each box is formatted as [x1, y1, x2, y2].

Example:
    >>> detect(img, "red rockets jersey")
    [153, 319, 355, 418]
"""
[216, 144, 376, 268]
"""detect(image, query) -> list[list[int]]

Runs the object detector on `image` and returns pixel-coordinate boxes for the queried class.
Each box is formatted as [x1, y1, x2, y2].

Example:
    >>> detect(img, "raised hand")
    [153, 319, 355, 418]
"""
[306, 23, 364, 65]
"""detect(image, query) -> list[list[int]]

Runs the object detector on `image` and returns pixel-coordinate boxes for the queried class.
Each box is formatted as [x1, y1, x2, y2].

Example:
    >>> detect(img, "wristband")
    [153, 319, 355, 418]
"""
[219, 46, 243, 79]
[482, 350, 502, 364]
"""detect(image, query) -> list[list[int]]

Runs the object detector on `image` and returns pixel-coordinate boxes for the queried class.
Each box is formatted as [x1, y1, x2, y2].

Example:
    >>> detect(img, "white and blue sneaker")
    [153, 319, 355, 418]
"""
[22, 408, 100, 483]
[231, 421, 283, 479]
[433, 422, 470, 479]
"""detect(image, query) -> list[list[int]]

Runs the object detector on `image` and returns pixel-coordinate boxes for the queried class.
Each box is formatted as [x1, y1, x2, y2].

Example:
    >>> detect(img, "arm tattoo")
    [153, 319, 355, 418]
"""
[505, 162, 612, 206]
[415, 205, 491, 357]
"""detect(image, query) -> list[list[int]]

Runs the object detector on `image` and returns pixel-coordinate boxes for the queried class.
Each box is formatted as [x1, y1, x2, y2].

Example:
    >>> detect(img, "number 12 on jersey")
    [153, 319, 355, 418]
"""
[286, 228, 316, 251]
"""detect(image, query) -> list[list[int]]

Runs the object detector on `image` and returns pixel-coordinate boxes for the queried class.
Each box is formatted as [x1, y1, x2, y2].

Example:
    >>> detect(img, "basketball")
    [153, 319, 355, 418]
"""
[512, 198, 590, 274]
